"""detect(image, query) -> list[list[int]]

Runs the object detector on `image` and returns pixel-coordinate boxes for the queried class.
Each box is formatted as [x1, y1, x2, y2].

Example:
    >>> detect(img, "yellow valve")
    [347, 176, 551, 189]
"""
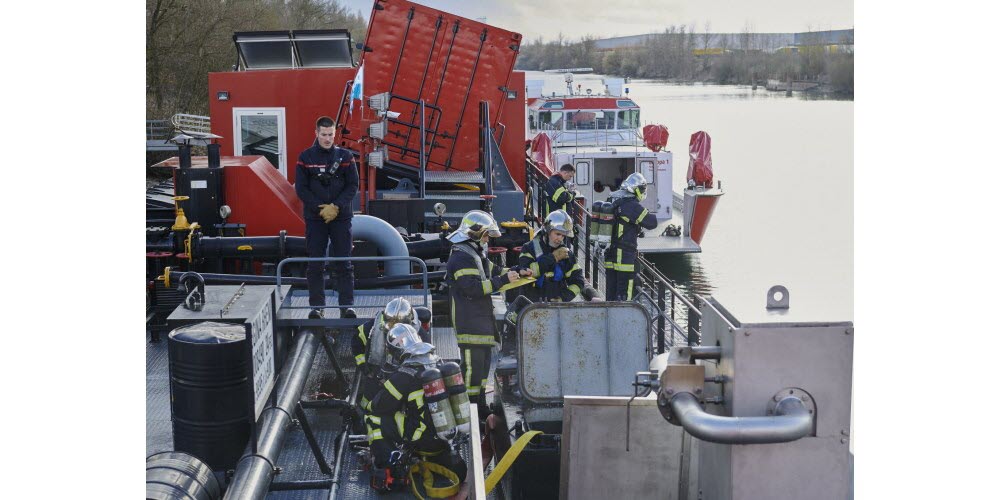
[172, 196, 191, 231]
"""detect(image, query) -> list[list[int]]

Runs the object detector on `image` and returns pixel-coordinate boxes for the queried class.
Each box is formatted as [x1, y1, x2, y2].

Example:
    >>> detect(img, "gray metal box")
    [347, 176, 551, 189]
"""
[697, 290, 853, 500]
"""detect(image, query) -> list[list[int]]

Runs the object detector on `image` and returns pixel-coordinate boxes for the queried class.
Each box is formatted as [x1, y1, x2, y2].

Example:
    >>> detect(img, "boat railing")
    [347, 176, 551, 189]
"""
[524, 159, 701, 351]
[274, 254, 431, 308]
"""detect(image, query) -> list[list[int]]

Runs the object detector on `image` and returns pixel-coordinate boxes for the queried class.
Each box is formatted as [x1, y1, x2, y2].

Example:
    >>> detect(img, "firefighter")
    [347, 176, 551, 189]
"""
[516, 210, 586, 302]
[365, 325, 464, 492]
[445, 210, 519, 408]
[605, 173, 659, 301]
[351, 298, 431, 411]
[294, 116, 359, 319]
[543, 164, 576, 218]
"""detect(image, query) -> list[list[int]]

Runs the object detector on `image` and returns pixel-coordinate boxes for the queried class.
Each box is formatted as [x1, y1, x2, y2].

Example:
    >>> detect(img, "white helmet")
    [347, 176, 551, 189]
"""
[621, 173, 649, 201]
[386, 323, 420, 361]
[447, 210, 501, 243]
[543, 209, 574, 237]
[382, 298, 414, 329]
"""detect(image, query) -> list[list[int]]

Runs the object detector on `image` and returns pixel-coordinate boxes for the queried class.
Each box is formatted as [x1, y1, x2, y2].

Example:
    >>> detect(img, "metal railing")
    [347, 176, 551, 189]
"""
[171, 113, 212, 136]
[146, 119, 172, 140]
[274, 256, 431, 310]
[524, 159, 701, 352]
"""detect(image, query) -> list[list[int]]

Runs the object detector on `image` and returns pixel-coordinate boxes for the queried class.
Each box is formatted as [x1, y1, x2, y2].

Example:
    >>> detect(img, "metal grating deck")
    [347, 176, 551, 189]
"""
[147, 296, 479, 498]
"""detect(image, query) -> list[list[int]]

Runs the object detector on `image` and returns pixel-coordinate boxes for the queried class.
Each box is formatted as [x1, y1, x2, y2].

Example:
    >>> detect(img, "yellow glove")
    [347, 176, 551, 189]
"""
[553, 246, 570, 262]
[319, 204, 339, 222]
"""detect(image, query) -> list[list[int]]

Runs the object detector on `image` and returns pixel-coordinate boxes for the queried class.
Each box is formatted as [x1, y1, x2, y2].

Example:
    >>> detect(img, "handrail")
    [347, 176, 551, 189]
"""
[274, 256, 430, 307]
[522, 156, 702, 349]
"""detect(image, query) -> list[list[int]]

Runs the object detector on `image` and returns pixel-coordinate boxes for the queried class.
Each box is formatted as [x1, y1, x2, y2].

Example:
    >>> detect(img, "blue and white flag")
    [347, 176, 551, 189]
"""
[349, 63, 364, 116]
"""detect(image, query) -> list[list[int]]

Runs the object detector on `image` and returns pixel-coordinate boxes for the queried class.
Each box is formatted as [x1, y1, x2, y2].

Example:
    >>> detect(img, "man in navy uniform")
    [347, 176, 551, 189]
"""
[543, 163, 576, 218]
[605, 173, 658, 301]
[295, 116, 359, 319]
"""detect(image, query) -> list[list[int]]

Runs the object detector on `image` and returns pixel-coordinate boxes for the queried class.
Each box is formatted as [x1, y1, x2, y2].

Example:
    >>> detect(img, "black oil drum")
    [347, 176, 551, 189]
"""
[168, 321, 251, 471]
[146, 451, 221, 500]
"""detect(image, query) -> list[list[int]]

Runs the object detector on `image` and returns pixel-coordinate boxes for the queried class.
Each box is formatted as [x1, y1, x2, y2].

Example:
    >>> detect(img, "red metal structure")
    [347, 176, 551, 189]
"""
[207, 0, 527, 217]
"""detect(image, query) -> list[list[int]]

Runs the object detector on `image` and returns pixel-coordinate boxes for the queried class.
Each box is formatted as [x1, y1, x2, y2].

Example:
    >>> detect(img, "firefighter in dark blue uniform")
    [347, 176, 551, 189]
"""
[351, 298, 431, 411]
[605, 173, 658, 301]
[294, 116, 359, 319]
[516, 210, 587, 302]
[445, 210, 520, 407]
[365, 325, 464, 492]
[543, 164, 576, 218]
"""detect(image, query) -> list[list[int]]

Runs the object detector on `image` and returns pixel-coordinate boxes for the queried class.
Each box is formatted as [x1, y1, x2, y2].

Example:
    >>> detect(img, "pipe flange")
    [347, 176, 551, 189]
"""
[767, 388, 815, 418]
[658, 390, 678, 425]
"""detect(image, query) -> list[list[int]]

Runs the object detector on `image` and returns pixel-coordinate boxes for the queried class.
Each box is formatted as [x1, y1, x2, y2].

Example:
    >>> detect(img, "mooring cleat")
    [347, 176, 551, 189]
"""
[342, 307, 357, 319]
[308, 308, 324, 319]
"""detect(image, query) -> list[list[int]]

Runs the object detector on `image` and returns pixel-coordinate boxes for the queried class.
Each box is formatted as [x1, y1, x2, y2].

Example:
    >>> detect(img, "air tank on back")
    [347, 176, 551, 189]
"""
[439, 361, 471, 434]
[420, 367, 458, 440]
[167, 321, 251, 472]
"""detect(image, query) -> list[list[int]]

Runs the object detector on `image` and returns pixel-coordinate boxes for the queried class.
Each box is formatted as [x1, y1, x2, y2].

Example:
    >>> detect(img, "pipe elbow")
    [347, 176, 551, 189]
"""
[670, 392, 812, 445]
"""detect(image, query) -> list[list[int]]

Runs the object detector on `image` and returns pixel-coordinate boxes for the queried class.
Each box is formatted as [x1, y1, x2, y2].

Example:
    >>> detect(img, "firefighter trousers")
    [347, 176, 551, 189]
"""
[305, 218, 355, 307]
[458, 344, 492, 405]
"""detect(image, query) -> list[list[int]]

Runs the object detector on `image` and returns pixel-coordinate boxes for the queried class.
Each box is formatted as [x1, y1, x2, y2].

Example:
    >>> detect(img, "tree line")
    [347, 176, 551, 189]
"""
[515, 26, 853, 94]
[146, 0, 367, 120]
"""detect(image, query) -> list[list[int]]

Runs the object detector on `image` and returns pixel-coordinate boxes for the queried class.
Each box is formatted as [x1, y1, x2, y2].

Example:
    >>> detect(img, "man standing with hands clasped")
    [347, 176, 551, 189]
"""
[295, 116, 359, 319]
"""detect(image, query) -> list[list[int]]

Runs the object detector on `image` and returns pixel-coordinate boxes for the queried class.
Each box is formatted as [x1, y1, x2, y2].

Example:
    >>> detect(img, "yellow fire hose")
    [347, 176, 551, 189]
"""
[408, 429, 542, 498]
[485, 430, 542, 494]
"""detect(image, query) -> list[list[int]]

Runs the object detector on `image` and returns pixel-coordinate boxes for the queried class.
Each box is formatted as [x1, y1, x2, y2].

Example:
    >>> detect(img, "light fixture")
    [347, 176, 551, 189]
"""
[368, 92, 390, 112]
[369, 121, 387, 140]
[506, 89, 517, 99]
[367, 146, 387, 168]
[217, 91, 230, 101]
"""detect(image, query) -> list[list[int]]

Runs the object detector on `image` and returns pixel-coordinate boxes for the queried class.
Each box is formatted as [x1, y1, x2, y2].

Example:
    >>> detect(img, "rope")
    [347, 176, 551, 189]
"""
[408, 460, 461, 499]
[485, 430, 542, 493]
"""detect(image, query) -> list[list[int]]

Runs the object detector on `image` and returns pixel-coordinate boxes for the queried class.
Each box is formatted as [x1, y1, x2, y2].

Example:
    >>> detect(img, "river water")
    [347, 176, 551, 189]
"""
[524, 71, 854, 323]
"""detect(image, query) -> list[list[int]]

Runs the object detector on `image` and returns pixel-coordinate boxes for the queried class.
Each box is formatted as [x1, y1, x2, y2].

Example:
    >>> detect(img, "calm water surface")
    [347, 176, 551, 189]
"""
[525, 71, 854, 322]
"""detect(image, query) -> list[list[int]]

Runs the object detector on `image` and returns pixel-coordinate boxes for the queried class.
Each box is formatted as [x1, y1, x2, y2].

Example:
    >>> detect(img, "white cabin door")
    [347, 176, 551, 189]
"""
[233, 108, 287, 177]
[572, 158, 592, 207]
[636, 157, 660, 216]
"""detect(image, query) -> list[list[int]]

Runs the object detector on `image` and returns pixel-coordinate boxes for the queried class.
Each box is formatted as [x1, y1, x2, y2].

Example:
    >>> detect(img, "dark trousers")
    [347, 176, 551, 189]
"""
[459, 344, 492, 404]
[605, 267, 638, 301]
[367, 413, 448, 468]
[305, 218, 354, 307]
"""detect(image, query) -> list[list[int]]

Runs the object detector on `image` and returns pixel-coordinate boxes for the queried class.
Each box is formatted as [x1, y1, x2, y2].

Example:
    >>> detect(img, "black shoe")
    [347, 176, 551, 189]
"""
[308, 309, 324, 319]
[342, 307, 357, 319]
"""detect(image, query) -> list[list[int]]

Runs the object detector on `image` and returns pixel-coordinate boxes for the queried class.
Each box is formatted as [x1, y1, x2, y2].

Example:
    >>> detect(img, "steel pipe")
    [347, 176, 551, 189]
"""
[669, 392, 812, 445]
[223, 330, 320, 500]
[688, 346, 722, 361]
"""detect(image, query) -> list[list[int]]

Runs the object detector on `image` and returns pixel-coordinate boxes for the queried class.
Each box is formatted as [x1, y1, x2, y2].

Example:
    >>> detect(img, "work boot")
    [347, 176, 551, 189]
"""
[308, 308, 324, 319]
[342, 307, 357, 319]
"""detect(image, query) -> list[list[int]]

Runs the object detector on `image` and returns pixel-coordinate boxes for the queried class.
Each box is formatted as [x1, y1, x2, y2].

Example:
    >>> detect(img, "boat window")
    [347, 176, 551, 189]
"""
[538, 111, 564, 131]
[617, 110, 640, 129]
[639, 160, 655, 184]
[575, 161, 590, 185]
[566, 111, 613, 130]
[617, 99, 638, 108]
[542, 101, 565, 109]
[529, 112, 537, 132]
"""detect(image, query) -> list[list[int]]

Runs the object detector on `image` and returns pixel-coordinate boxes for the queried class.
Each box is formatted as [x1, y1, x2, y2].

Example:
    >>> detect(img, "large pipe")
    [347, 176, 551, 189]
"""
[164, 270, 445, 289]
[223, 331, 320, 500]
[352, 215, 410, 277]
[688, 346, 722, 361]
[669, 392, 812, 445]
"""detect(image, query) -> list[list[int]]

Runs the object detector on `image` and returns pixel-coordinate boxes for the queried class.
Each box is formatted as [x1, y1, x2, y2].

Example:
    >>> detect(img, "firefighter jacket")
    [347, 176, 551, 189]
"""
[517, 234, 584, 301]
[446, 241, 511, 346]
[544, 174, 574, 215]
[368, 364, 434, 443]
[606, 195, 659, 271]
[294, 140, 359, 221]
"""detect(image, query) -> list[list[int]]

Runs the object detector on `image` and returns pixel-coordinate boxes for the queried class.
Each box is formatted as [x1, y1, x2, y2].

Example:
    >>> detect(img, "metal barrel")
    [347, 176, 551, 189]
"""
[168, 322, 251, 472]
[146, 451, 221, 500]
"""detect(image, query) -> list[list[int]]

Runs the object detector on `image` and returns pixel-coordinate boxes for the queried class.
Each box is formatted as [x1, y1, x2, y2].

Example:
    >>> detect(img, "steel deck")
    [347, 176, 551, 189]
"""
[147, 292, 479, 499]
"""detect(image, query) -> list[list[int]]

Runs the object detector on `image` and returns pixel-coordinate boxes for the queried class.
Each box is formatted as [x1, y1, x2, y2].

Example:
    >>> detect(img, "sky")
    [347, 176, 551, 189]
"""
[339, 0, 854, 42]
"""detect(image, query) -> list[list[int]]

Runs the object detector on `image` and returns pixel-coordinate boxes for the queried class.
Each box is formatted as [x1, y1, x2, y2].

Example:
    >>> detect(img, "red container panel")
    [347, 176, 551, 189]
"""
[347, 0, 522, 172]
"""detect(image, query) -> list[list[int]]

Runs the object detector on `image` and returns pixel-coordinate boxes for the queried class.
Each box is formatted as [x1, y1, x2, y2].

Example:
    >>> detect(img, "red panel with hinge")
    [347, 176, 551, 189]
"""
[345, 0, 522, 173]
